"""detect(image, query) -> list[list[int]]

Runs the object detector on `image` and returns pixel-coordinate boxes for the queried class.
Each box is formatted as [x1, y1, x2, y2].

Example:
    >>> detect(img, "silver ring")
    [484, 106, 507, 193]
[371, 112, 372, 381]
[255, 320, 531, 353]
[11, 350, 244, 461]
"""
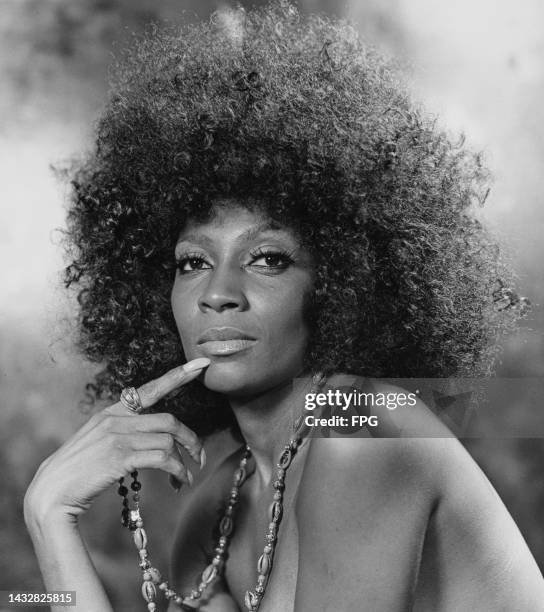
[120, 387, 144, 414]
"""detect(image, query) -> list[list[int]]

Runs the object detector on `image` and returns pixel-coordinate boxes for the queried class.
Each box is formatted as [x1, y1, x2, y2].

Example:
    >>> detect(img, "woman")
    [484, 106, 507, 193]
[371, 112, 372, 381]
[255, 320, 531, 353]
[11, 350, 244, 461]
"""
[24, 2, 544, 610]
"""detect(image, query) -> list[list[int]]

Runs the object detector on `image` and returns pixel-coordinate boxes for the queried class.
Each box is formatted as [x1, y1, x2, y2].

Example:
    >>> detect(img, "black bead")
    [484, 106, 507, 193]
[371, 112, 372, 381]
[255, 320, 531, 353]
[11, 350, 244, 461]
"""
[130, 470, 138, 478]
[117, 485, 128, 496]
[122, 498, 129, 507]
[130, 481, 142, 491]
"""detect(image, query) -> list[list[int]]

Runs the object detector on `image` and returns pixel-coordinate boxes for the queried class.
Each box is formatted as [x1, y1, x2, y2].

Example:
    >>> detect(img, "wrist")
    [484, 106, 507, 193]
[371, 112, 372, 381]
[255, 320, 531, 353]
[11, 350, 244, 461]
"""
[24, 496, 79, 536]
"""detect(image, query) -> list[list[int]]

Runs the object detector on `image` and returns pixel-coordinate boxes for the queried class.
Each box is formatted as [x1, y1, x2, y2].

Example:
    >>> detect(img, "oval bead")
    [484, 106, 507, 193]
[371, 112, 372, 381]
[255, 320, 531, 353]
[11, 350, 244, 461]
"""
[133, 527, 148, 550]
[141, 580, 156, 602]
[269, 501, 283, 522]
[257, 552, 271, 575]
[219, 516, 233, 536]
[201, 563, 218, 584]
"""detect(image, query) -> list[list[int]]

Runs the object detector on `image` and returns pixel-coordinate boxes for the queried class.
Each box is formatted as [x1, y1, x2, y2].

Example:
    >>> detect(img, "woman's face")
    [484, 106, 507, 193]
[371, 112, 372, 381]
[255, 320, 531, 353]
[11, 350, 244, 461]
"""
[171, 201, 315, 397]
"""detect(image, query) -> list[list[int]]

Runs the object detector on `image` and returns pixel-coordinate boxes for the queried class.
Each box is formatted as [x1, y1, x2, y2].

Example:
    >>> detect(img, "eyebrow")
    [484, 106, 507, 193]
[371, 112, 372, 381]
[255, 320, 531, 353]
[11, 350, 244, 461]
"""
[176, 220, 291, 247]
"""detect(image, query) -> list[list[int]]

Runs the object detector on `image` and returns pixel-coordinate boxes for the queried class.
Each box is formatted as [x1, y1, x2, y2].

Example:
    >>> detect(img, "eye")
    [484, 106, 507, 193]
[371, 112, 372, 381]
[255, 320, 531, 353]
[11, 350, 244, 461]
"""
[175, 253, 212, 274]
[249, 248, 294, 270]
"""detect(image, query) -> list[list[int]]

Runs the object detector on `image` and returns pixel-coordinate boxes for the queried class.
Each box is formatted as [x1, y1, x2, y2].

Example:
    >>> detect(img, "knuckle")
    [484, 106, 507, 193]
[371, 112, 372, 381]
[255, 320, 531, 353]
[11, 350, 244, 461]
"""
[123, 454, 137, 473]
[162, 413, 178, 431]
[161, 434, 176, 452]
[99, 415, 116, 432]
[156, 449, 169, 464]
[141, 381, 159, 403]
[184, 428, 200, 448]
[104, 431, 122, 450]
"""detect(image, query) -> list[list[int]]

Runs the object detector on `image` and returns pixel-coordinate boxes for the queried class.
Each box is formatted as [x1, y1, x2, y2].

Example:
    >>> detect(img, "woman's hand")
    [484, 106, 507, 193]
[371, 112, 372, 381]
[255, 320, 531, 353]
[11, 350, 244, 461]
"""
[24, 357, 211, 526]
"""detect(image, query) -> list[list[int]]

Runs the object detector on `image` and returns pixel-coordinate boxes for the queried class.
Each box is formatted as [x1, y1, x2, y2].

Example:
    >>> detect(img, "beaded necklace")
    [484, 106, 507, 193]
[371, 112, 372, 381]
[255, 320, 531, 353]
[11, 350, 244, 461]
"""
[118, 372, 326, 611]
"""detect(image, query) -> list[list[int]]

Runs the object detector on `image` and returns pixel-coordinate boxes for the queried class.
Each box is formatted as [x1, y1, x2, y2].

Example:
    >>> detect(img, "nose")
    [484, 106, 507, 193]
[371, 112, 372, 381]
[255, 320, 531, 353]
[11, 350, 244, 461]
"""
[197, 264, 249, 313]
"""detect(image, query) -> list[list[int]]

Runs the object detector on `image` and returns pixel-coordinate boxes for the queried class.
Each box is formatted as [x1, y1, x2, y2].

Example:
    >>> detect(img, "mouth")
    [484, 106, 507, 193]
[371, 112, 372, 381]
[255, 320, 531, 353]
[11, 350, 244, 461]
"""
[197, 327, 257, 356]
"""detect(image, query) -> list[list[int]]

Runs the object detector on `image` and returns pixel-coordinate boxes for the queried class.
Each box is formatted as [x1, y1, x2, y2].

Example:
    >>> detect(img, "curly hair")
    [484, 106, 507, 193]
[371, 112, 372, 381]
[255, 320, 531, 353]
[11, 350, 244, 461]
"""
[63, 0, 525, 436]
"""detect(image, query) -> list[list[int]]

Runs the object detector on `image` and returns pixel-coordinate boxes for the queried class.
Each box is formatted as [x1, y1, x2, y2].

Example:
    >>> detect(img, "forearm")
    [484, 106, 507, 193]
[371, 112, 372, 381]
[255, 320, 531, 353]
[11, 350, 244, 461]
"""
[25, 512, 113, 612]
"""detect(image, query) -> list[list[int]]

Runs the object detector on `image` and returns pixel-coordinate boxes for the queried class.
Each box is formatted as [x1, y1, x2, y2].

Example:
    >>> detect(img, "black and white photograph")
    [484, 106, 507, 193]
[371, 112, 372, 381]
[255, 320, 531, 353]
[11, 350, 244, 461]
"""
[1, 1, 544, 610]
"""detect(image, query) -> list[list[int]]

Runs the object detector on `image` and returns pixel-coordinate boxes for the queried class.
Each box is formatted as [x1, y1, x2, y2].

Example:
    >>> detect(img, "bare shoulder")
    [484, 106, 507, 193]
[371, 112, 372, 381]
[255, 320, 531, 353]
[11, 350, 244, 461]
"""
[294, 378, 445, 610]
[296, 377, 544, 610]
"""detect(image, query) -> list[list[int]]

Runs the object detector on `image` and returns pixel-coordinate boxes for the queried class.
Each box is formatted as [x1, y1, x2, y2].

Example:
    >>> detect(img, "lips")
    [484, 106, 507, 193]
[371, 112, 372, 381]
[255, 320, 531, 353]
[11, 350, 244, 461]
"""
[197, 327, 257, 356]
[197, 327, 256, 344]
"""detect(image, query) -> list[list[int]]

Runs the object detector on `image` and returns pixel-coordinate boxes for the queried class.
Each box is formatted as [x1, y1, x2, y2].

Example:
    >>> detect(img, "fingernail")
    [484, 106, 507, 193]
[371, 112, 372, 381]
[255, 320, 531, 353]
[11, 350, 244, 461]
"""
[187, 469, 194, 487]
[200, 447, 207, 470]
[184, 358, 211, 373]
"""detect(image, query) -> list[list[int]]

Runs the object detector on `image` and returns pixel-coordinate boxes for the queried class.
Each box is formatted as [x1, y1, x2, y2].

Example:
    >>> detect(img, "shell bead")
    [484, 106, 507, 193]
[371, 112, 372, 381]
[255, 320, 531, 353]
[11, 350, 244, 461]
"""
[257, 553, 271, 575]
[233, 467, 246, 486]
[269, 501, 283, 522]
[244, 590, 258, 611]
[148, 567, 162, 583]
[279, 448, 293, 468]
[141, 580, 156, 602]
[147, 603, 156, 612]
[220, 516, 233, 536]
[201, 563, 218, 584]
[133, 527, 148, 550]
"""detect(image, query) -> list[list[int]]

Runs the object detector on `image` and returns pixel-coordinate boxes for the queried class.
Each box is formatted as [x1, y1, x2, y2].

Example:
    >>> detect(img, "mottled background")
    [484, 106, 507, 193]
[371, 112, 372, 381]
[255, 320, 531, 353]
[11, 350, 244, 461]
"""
[1, 1, 543, 610]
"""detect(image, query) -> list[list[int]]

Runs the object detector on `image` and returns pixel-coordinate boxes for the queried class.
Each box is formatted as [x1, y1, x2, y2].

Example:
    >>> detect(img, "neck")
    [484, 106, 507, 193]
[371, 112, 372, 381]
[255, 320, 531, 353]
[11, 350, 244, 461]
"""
[228, 372, 316, 487]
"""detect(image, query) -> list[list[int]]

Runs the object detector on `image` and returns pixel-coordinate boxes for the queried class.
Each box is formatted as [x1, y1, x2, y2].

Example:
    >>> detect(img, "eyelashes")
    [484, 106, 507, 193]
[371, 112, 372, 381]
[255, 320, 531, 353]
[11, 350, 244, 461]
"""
[175, 247, 295, 274]
[249, 246, 295, 269]
[175, 251, 211, 274]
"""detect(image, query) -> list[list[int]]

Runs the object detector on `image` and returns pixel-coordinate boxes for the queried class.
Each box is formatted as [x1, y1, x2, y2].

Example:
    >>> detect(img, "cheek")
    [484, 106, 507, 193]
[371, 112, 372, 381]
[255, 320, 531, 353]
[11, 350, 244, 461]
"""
[262, 287, 311, 356]
[170, 284, 193, 342]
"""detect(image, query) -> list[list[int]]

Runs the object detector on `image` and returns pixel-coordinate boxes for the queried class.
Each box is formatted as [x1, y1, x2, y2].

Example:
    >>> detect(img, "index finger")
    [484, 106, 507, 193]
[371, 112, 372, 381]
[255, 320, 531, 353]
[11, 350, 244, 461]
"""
[137, 357, 211, 409]
[106, 357, 211, 417]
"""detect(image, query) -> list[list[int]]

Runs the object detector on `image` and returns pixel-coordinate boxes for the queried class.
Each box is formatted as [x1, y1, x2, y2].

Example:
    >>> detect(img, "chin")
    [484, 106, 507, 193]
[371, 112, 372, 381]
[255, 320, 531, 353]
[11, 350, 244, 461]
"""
[200, 359, 284, 398]
[198, 359, 256, 395]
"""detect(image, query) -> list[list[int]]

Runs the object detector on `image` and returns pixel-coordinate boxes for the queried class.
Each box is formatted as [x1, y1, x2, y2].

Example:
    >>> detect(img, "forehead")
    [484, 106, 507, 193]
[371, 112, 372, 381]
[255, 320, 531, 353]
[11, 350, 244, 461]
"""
[177, 201, 298, 243]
